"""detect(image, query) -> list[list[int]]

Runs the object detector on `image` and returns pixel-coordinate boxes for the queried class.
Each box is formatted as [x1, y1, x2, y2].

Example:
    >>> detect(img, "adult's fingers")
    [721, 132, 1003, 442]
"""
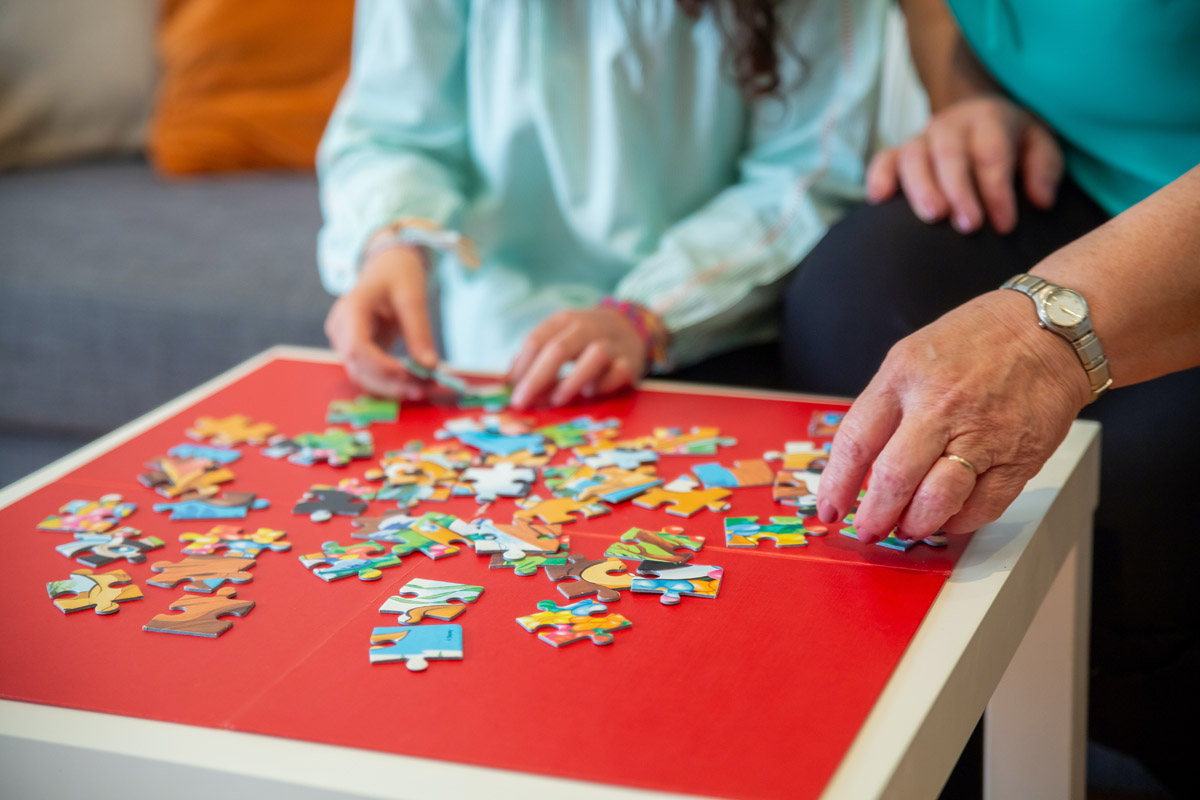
[550, 342, 612, 407]
[967, 117, 1018, 234]
[895, 454, 979, 539]
[851, 417, 950, 542]
[865, 148, 901, 204]
[510, 329, 586, 409]
[386, 270, 438, 371]
[940, 465, 1029, 534]
[1020, 122, 1064, 210]
[897, 137, 949, 223]
[816, 384, 904, 526]
[928, 124, 985, 233]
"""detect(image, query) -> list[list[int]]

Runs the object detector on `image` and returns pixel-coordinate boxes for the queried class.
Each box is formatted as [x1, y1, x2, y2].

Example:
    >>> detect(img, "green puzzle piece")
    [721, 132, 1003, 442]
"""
[327, 396, 398, 429]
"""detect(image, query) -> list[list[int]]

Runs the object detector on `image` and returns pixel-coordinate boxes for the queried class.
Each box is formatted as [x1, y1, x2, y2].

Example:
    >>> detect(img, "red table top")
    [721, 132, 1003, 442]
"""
[0, 357, 968, 799]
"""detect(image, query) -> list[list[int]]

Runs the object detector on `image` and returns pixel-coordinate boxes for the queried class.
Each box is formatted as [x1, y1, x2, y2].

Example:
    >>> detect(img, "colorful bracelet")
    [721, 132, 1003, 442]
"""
[597, 297, 671, 374]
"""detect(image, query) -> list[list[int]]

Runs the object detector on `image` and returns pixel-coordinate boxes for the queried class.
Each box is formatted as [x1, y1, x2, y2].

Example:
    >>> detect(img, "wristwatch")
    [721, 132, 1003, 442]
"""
[1001, 273, 1113, 400]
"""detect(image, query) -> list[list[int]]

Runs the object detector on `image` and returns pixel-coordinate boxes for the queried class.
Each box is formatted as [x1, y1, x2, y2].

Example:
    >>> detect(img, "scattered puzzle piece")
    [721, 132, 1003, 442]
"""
[604, 527, 704, 563]
[187, 414, 276, 447]
[38, 495, 136, 534]
[482, 446, 558, 468]
[147, 554, 256, 593]
[772, 470, 818, 514]
[179, 525, 291, 558]
[138, 455, 235, 498]
[514, 494, 611, 525]
[369, 625, 463, 670]
[809, 410, 845, 437]
[631, 562, 723, 605]
[455, 463, 536, 502]
[545, 554, 632, 603]
[466, 519, 562, 561]
[287, 429, 374, 467]
[516, 599, 631, 647]
[576, 447, 658, 471]
[143, 586, 255, 637]
[327, 395, 398, 428]
[167, 443, 242, 463]
[379, 578, 484, 623]
[652, 426, 736, 455]
[293, 487, 369, 522]
[298, 541, 404, 581]
[691, 459, 773, 489]
[536, 416, 621, 448]
[47, 568, 143, 615]
[764, 440, 829, 471]
[153, 492, 269, 520]
[838, 520, 949, 552]
[352, 511, 474, 559]
[560, 466, 662, 504]
[724, 516, 824, 548]
[488, 549, 572, 576]
[55, 528, 165, 567]
[632, 478, 731, 517]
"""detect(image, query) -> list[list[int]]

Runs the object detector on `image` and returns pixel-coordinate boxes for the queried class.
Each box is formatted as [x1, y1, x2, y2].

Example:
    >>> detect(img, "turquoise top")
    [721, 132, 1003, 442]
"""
[318, 0, 885, 371]
[949, 0, 1200, 216]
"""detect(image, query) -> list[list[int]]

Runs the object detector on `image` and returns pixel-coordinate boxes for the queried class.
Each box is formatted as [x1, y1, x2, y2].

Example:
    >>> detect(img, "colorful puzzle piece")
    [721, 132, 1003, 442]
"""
[147, 554, 256, 593]
[482, 446, 558, 468]
[465, 519, 562, 561]
[327, 395, 398, 428]
[560, 466, 662, 504]
[651, 426, 736, 455]
[369, 625, 463, 670]
[47, 568, 143, 615]
[576, 447, 658, 471]
[838, 520, 949, 552]
[604, 527, 704, 563]
[516, 598, 631, 647]
[631, 562, 723, 605]
[293, 487, 369, 522]
[55, 528, 165, 567]
[764, 440, 829, 471]
[179, 525, 291, 558]
[143, 586, 255, 638]
[514, 494, 611, 525]
[455, 463, 536, 502]
[691, 459, 773, 489]
[38, 495, 136, 534]
[138, 454, 235, 498]
[352, 511, 474, 559]
[167, 443, 242, 463]
[153, 492, 269, 520]
[298, 541, 404, 581]
[379, 578, 484, 623]
[286, 429, 374, 467]
[488, 549, 572, 576]
[632, 477, 731, 517]
[536, 416, 621, 448]
[772, 470, 818, 514]
[545, 554, 632, 603]
[187, 414, 276, 447]
[809, 410, 845, 438]
[724, 515, 824, 548]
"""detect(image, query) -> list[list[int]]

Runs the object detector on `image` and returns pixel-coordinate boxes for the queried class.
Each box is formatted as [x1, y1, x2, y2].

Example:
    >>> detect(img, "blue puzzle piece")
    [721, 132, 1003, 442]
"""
[369, 625, 463, 671]
[166, 443, 242, 463]
[153, 496, 270, 520]
[691, 462, 739, 489]
[456, 431, 545, 457]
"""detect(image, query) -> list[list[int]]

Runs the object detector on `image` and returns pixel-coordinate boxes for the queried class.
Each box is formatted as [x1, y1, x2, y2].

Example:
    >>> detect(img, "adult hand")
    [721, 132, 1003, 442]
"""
[324, 245, 439, 400]
[866, 96, 1063, 234]
[507, 308, 649, 410]
[817, 290, 1092, 542]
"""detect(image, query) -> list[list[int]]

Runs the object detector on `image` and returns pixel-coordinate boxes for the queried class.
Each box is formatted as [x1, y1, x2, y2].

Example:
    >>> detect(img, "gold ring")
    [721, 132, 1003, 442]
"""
[944, 454, 978, 475]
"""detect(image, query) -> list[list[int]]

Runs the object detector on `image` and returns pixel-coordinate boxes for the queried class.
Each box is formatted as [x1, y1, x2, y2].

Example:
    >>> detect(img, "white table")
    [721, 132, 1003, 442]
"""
[0, 346, 1099, 799]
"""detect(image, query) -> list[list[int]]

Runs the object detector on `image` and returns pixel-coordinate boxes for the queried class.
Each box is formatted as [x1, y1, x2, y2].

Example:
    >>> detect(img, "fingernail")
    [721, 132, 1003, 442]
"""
[916, 201, 938, 222]
[818, 500, 838, 524]
[953, 212, 975, 233]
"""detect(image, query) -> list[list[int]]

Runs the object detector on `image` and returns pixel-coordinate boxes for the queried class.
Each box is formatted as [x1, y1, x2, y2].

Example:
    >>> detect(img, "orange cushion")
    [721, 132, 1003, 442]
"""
[149, 0, 353, 175]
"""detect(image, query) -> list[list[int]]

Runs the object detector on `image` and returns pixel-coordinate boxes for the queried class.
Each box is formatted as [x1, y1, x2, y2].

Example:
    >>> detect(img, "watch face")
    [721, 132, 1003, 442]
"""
[1043, 288, 1088, 328]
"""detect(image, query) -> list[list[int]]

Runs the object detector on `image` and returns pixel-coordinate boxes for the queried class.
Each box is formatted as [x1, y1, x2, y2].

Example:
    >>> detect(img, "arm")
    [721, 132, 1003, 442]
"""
[318, 0, 470, 395]
[818, 165, 1200, 542]
[868, 0, 1062, 233]
[508, 0, 888, 408]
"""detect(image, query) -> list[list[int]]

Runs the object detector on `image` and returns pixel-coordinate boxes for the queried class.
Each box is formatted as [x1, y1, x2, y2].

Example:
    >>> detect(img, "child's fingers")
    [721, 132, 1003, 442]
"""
[550, 342, 612, 407]
[511, 330, 586, 409]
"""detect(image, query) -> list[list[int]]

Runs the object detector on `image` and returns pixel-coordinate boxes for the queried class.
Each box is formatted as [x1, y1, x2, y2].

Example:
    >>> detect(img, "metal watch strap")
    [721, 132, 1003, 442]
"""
[1001, 273, 1113, 400]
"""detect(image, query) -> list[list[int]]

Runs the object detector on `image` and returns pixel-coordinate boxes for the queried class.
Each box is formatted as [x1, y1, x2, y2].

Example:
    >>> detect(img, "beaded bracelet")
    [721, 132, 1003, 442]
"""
[597, 297, 671, 374]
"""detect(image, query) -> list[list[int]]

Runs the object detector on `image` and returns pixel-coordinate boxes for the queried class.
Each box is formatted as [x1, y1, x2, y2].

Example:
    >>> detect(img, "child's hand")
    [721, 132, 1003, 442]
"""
[508, 308, 649, 409]
[324, 246, 439, 399]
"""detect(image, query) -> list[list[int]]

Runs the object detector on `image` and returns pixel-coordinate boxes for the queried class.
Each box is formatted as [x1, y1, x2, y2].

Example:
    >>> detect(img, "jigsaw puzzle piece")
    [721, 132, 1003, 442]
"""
[298, 541, 404, 581]
[187, 414, 276, 447]
[378, 578, 484, 623]
[651, 426, 736, 455]
[455, 463, 536, 502]
[516, 599, 631, 647]
[632, 478, 731, 517]
[692, 459, 773, 489]
[352, 511, 473, 559]
[536, 416, 621, 448]
[561, 466, 661, 504]
[143, 586, 255, 637]
[293, 487, 369, 523]
[482, 446, 557, 468]
[545, 554, 632, 603]
[514, 494, 611, 525]
[465, 519, 562, 560]
[167, 443, 242, 463]
[764, 440, 830, 471]
[138, 455, 235, 498]
[287, 429, 374, 467]
[577, 447, 658, 471]
[47, 568, 143, 615]
[55, 528, 165, 567]
[604, 527, 704, 563]
[38, 495, 136, 534]
[327, 395, 398, 428]
[630, 562, 723, 605]
[147, 555, 256, 593]
[772, 470, 818, 514]
[488, 549, 572, 576]
[152, 492, 269, 520]
[723, 516, 824, 548]
[369, 625, 463, 671]
[809, 410, 845, 438]
[179, 525, 291, 558]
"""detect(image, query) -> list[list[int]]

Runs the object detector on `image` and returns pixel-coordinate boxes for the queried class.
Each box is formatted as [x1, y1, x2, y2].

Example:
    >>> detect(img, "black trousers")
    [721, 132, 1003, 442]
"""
[781, 181, 1200, 797]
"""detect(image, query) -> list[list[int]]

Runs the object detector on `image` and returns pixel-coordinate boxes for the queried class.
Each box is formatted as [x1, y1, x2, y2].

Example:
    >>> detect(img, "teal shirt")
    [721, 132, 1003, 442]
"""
[318, 0, 885, 371]
[949, 0, 1200, 216]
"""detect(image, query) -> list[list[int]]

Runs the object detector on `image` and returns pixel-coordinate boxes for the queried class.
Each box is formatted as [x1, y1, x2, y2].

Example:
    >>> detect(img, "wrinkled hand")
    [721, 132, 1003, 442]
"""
[508, 308, 649, 410]
[817, 291, 1092, 542]
[867, 96, 1063, 234]
[324, 245, 439, 400]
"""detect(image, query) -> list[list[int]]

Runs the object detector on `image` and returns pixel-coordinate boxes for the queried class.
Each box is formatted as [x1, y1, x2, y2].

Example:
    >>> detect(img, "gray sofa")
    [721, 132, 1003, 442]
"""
[0, 158, 332, 485]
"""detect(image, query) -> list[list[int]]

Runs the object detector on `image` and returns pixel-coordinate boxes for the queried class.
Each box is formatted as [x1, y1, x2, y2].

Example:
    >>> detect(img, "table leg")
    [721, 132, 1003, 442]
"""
[984, 529, 1092, 800]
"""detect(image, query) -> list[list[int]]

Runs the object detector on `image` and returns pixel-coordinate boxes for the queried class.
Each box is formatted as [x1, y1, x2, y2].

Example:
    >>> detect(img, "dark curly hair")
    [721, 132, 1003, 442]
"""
[677, 0, 786, 99]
